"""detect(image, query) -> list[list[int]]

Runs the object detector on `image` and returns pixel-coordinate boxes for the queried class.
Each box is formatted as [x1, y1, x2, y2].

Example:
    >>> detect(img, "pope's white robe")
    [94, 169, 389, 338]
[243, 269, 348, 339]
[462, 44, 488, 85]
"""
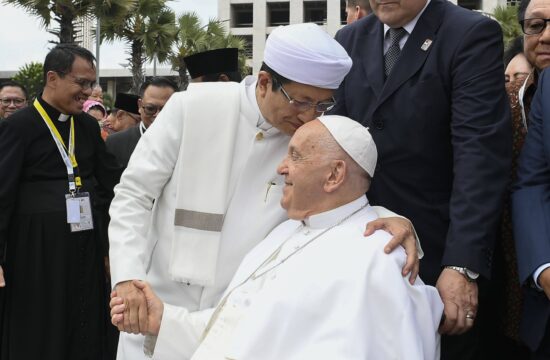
[151, 196, 443, 360]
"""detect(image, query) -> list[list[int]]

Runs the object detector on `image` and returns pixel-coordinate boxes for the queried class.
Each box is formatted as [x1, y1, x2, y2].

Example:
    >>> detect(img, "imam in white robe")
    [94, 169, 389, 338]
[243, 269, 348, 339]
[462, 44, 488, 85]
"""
[151, 196, 443, 360]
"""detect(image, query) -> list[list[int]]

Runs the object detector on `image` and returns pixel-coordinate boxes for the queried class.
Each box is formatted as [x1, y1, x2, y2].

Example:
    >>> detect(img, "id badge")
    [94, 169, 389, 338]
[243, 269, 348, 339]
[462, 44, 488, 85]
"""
[65, 192, 94, 232]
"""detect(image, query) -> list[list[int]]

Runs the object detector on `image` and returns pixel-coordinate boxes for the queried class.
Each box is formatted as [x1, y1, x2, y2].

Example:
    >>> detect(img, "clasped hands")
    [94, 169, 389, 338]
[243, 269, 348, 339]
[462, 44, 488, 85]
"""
[110, 280, 163, 336]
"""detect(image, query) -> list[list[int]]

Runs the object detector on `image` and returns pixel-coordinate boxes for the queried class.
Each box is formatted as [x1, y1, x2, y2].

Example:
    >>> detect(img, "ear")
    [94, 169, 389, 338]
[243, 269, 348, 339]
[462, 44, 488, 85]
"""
[324, 160, 346, 193]
[45, 71, 59, 88]
[218, 73, 230, 82]
[256, 71, 272, 99]
[354, 6, 362, 20]
[137, 98, 144, 116]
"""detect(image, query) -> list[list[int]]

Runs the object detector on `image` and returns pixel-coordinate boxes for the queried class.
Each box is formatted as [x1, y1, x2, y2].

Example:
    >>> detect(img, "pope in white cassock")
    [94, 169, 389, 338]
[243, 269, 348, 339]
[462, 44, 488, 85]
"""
[111, 115, 443, 359]
[108, 23, 422, 359]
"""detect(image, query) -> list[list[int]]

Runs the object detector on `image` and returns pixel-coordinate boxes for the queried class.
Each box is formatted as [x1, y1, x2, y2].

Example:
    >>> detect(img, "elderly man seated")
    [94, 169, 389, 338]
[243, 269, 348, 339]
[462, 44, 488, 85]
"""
[111, 115, 443, 360]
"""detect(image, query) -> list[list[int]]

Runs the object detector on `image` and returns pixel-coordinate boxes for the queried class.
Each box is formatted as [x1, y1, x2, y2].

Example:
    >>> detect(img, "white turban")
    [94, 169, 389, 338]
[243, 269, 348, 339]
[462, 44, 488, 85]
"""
[264, 23, 352, 89]
[318, 115, 378, 177]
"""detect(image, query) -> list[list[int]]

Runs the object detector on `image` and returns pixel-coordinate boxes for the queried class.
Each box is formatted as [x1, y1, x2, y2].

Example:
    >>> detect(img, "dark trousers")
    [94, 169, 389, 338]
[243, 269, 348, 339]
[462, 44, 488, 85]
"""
[532, 321, 550, 360]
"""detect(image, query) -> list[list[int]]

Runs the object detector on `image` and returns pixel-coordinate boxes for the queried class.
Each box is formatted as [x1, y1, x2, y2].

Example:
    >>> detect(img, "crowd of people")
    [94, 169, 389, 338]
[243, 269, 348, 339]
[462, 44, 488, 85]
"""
[0, 0, 549, 358]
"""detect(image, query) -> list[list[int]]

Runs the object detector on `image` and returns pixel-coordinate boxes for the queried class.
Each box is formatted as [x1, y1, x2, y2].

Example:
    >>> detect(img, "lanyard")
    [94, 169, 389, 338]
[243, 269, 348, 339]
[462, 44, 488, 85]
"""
[34, 99, 81, 193]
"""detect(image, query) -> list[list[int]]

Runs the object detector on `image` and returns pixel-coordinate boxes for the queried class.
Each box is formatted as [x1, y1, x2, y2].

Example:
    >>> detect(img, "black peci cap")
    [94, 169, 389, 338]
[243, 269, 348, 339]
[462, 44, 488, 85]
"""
[114, 93, 140, 115]
[184, 48, 239, 79]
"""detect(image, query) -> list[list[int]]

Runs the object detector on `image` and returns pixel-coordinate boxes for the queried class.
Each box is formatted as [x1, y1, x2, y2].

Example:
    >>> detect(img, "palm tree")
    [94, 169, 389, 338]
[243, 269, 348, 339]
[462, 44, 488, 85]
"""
[170, 12, 247, 90]
[3, 0, 134, 44]
[101, 0, 177, 93]
[169, 12, 208, 89]
[492, 5, 522, 48]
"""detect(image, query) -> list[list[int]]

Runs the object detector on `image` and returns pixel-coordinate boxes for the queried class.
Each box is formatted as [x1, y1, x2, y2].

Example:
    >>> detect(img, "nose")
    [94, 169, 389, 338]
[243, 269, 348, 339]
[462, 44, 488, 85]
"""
[540, 22, 550, 42]
[297, 107, 319, 123]
[277, 156, 289, 175]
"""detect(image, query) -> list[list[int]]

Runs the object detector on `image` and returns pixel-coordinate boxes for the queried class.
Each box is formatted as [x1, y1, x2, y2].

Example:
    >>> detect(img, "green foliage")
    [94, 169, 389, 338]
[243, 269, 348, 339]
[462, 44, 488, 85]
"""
[3, 0, 135, 44]
[12, 62, 44, 101]
[102, 92, 114, 110]
[492, 5, 522, 48]
[170, 12, 249, 89]
[101, 0, 177, 93]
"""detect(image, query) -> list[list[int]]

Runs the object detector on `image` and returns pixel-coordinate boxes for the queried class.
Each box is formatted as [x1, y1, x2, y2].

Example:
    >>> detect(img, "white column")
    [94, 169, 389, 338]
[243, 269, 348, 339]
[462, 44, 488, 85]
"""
[289, 0, 303, 24]
[326, 0, 342, 36]
[253, 0, 267, 74]
[218, 0, 231, 31]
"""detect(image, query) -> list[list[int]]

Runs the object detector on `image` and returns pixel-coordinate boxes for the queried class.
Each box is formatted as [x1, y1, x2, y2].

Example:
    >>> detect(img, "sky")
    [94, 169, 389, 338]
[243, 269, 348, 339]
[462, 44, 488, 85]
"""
[0, 0, 218, 71]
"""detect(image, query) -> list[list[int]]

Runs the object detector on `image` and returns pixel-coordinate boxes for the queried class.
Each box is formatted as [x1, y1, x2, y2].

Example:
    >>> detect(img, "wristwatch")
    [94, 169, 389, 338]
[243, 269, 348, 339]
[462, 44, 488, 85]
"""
[445, 266, 479, 282]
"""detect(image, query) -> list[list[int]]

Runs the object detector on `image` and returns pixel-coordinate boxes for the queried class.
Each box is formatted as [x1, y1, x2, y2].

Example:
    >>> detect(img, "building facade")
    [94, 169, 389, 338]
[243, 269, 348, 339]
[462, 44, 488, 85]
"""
[218, 0, 509, 73]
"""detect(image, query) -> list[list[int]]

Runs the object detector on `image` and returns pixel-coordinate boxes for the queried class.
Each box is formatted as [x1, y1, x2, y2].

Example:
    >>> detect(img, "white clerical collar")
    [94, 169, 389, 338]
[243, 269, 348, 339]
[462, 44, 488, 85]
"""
[383, 0, 431, 40]
[244, 75, 281, 136]
[303, 195, 368, 229]
[58, 113, 70, 122]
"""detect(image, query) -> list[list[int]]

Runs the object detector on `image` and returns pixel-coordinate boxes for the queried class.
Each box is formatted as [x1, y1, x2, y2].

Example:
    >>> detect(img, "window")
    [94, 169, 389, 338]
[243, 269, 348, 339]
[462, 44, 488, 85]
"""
[304, 1, 328, 25]
[231, 3, 253, 28]
[457, 0, 481, 10]
[268, 2, 290, 26]
[242, 35, 253, 58]
[341, 0, 347, 25]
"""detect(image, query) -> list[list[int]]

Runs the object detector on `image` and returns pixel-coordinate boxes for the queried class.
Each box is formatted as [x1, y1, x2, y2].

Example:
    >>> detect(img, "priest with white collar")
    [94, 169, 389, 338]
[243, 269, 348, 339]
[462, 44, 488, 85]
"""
[111, 115, 443, 359]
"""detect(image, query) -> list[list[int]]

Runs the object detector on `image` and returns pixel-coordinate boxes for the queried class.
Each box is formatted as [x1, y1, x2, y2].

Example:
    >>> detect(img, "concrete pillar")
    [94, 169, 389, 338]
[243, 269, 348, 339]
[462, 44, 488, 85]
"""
[290, 0, 304, 24]
[327, 0, 342, 36]
[218, 0, 231, 30]
[253, 0, 267, 74]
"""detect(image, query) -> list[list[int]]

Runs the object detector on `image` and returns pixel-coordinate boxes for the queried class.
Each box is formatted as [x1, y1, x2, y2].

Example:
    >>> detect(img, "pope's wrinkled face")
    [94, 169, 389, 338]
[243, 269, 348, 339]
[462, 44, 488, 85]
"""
[369, 0, 427, 28]
[277, 120, 331, 220]
[257, 72, 335, 136]
[523, 0, 550, 70]
[47, 56, 96, 115]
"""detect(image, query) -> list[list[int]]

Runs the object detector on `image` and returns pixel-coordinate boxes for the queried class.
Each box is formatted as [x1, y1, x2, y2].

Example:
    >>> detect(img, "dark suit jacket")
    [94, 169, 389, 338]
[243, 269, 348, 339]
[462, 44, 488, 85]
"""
[105, 125, 141, 169]
[512, 69, 550, 352]
[332, 0, 511, 285]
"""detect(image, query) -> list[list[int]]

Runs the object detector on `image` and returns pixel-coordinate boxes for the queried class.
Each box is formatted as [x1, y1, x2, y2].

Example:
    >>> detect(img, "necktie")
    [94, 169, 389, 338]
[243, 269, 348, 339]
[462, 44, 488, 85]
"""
[384, 27, 407, 77]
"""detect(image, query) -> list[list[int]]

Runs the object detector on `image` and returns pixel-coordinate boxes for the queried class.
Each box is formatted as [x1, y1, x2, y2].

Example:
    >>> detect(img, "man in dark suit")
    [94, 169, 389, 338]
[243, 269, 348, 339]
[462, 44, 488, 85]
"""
[331, 0, 511, 358]
[106, 78, 178, 168]
[513, 68, 550, 359]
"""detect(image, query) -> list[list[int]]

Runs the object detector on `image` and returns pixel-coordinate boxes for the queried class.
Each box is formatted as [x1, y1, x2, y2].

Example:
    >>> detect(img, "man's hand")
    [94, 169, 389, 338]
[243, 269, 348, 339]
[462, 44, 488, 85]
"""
[436, 268, 478, 335]
[365, 217, 419, 283]
[111, 281, 164, 336]
[538, 268, 550, 300]
[0, 265, 4, 287]
[114, 280, 148, 334]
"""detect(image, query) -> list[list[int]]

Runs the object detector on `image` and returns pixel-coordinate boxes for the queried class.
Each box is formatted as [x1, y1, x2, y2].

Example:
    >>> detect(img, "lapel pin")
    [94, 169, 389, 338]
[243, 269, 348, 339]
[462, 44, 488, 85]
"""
[421, 39, 433, 51]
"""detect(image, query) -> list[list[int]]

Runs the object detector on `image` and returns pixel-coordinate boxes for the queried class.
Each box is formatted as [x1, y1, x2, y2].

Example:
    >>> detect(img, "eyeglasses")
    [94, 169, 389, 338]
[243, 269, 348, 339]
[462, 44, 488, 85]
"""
[141, 104, 164, 116]
[278, 83, 336, 113]
[0, 98, 26, 106]
[520, 18, 550, 35]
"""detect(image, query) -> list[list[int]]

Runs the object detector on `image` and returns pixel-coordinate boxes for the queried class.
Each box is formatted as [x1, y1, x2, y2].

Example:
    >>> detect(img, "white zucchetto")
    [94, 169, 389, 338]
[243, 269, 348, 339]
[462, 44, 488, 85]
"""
[318, 115, 378, 177]
[264, 23, 352, 89]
